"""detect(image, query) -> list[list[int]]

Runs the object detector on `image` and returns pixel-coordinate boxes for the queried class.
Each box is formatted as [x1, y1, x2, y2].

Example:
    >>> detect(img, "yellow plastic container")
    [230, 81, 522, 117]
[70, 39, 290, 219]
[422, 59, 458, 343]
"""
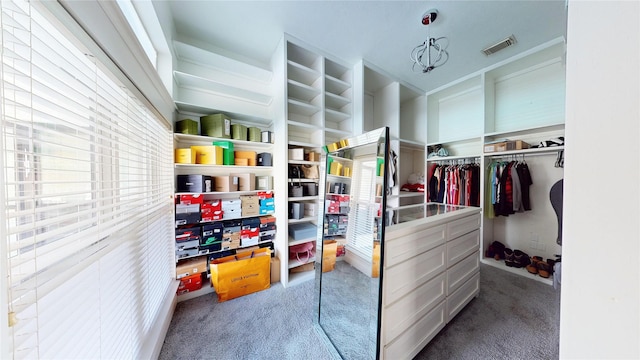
[175, 148, 192, 164]
[190, 145, 223, 165]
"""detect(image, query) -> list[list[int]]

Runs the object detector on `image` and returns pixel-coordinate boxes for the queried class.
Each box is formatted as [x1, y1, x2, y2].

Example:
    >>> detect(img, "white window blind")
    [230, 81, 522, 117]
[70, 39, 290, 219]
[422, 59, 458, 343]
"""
[1, 0, 175, 358]
[346, 158, 377, 260]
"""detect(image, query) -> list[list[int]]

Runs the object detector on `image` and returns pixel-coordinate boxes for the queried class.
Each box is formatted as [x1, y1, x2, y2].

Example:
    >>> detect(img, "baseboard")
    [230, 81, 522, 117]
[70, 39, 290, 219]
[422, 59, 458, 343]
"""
[139, 279, 180, 360]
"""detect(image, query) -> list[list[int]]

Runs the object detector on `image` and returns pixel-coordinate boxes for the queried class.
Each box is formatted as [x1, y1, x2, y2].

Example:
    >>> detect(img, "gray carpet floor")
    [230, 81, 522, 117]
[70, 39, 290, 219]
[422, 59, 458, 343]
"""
[159, 263, 559, 360]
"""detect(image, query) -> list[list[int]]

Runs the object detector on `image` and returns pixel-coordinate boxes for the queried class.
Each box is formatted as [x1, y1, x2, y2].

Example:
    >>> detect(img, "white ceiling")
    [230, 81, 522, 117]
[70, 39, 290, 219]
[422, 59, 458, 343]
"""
[163, 1, 567, 93]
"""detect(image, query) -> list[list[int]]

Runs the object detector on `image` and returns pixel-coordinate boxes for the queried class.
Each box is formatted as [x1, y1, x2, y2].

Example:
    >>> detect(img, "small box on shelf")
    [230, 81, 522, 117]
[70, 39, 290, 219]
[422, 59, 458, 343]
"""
[235, 151, 257, 166]
[175, 148, 192, 164]
[256, 176, 273, 190]
[248, 127, 261, 142]
[190, 145, 223, 165]
[257, 152, 272, 166]
[231, 173, 255, 191]
[289, 223, 317, 240]
[176, 257, 207, 279]
[177, 175, 212, 193]
[261, 131, 274, 143]
[213, 176, 239, 192]
[175, 118, 198, 135]
[231, 124, 248, 141]
[177, 273, 203, 295]
[213, 141, 234, 165]
[200, 114, 230, 138]
[288, 148, 304, 160]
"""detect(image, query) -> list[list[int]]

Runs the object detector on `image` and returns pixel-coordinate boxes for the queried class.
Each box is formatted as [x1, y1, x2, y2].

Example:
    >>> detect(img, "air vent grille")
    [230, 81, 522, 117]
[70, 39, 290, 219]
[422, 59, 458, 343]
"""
[482, 35, 516, 56]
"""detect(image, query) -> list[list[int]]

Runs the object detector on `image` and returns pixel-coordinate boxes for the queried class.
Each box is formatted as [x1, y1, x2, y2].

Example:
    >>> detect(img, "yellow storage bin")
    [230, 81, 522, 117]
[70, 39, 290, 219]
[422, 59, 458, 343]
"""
[175, 148, 192, 164]
[191, 145, 223, 165]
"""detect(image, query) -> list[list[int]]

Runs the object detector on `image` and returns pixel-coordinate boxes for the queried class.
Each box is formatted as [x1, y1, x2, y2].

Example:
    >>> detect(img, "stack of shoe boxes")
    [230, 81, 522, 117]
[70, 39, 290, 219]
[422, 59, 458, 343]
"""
[259, 216, 276, 244]
[241, 217, 260, 247]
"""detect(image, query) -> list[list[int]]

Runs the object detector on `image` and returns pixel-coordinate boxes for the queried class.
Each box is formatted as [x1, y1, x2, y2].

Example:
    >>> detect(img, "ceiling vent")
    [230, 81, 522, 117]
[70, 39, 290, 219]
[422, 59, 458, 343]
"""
[482, 35, 516, 56]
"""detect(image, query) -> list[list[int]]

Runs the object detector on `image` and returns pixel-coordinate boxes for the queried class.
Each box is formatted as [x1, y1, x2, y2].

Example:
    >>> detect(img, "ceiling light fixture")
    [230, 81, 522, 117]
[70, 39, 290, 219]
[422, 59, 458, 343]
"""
[410, 9, 449, 74]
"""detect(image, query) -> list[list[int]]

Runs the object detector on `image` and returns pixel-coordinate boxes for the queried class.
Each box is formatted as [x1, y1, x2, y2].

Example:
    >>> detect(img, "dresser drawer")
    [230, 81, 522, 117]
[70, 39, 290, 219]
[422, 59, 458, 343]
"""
[447, 272, 480, 322]
[385, 224, 446, 268]
[447, 250, 479, 295]
[383, 301, 446, 360]
[384, 244, 446, 306]
[446, 229, 480, 267]
[383, 272, 446, 344]
[447, 213, 480, 240]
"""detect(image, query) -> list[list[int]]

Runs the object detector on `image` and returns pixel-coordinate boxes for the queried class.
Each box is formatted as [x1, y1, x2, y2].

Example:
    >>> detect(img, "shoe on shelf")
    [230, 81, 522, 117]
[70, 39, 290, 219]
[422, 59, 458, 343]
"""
[526, 256, 543, 274]
[504, 248, 516, 267]
[492, 241, 506, 260]
[537, 261, 552, 278]
[513, 250, 531, 268]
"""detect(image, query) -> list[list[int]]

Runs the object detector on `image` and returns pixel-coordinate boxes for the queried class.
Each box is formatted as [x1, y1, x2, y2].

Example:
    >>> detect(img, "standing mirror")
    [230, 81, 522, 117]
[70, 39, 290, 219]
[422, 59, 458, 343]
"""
[314, 127, 389, 359]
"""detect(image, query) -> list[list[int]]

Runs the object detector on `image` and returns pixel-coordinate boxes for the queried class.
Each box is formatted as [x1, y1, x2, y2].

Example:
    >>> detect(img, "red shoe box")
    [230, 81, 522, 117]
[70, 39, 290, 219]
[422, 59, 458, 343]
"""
[177, 273, 203, 295]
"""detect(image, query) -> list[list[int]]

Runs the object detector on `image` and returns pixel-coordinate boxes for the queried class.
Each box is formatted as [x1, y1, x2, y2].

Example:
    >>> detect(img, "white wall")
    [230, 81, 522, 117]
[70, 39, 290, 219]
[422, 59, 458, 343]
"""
[561, 1, 639, 358]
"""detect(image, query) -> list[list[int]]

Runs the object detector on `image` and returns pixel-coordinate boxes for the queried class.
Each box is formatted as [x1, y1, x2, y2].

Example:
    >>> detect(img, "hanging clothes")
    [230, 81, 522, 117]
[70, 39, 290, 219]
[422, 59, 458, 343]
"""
[427, 162, 481, 207]
[486, 160, 533, 217]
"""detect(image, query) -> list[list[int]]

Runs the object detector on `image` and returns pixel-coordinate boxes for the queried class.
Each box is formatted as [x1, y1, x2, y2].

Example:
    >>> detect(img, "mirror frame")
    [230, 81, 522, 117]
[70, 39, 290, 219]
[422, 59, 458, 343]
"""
[313, 127, 390, 360]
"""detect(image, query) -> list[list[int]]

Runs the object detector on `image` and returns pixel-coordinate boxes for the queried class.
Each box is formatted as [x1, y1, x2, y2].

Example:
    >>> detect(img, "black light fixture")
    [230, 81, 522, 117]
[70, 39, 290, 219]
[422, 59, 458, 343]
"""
[410, 9, 449, 73]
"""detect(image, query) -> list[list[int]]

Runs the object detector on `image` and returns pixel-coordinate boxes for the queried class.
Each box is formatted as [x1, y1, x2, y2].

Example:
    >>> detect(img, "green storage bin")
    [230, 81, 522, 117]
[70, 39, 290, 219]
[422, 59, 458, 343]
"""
[231, 124, 248, 141]
[213, 140, 235, 165]
[200, 114, 231, 138]
[175, 118, 198, 135]
[248, 127, 261, 142]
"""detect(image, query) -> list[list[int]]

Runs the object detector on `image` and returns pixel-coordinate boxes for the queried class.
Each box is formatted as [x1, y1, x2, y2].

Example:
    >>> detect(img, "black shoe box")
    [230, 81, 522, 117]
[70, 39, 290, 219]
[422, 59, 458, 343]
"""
[177, 175, 213, 193]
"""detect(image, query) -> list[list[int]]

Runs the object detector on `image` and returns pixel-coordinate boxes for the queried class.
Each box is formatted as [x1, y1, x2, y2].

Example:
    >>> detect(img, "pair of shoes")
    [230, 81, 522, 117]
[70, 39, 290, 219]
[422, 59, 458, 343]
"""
[504, 248, 516, 267]
[526, 256, 543, 274]
[513, 250, 531, 268]
[492, 241, 506, 260]
[505, 248, 531, 268]
[537, 261, 552, 278]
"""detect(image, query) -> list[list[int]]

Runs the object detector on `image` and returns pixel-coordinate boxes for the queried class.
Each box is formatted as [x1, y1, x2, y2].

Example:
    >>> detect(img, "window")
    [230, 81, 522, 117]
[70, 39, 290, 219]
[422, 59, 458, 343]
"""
[1, 0, 175, 358]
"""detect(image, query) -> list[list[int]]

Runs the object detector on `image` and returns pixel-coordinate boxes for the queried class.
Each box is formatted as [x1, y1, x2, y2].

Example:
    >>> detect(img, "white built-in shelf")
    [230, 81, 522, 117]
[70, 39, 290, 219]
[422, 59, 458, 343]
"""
[286, 178, 318, 183]
[396, 192, 425, 199]
[288, 98, 321, 116]
[325, 92, 350, 110]
[287, 79, 321, 102]
[287, 270, 315, 286]
[484, 123, 565, 138]
[288, 216, 317, 224]
[288, 140, 323, 148]
[174, 133, 274, 149]
[287, 60, 321, 86]
[288, 236, 317, 247]
[427, 136, 483, 147]
[175, 101, 273, 127]
[173, 71, 272, 106]
[483, 145, 564, 157]
[288, 159, 321, 166]
[325, 108, 351, 122]
[177, 284, 215, 303]
[287, 120, 322, 131]
[427, 154, 482, 162]
[288, 255, 316, 269]
[324, 127, 351, 137]
[480, 258, 553, 286]
[288, 196, 319, 202]
[174, 164, 273, 171]
[327, 174, 351, 181]
[325, 74, 351, 95]
[398, 139, 425, 149]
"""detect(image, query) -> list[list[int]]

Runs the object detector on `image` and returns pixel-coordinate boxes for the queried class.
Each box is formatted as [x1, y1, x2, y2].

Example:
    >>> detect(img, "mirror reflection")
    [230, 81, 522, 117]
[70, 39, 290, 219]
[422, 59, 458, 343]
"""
[315, 127, 389, 360]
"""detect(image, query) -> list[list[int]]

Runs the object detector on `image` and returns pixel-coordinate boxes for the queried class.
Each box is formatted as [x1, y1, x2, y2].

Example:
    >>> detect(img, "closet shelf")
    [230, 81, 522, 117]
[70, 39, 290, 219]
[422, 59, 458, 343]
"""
[480, 258, 553, 286]
[427, 154, 481, 162]
[483, 145, 564, 157]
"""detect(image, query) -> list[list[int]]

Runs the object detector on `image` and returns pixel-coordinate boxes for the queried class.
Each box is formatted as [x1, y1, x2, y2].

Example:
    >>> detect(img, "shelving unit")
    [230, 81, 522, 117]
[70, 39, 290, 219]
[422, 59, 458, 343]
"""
[425, 37, 567, 284]
[359, 62, 427, 211]
[171, 40, 281, 299]
[273, 37, 354, 287]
